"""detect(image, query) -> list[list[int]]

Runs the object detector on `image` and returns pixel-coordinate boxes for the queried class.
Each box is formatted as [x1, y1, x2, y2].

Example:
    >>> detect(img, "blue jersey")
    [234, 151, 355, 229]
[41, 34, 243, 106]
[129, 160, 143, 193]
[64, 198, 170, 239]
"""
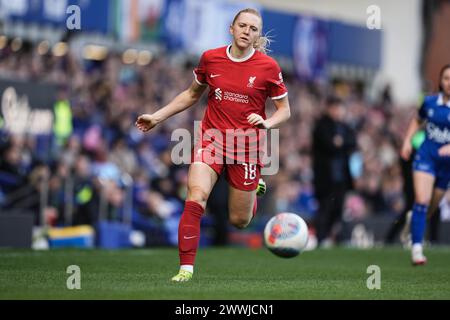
[419, 94, 450, 146]
[413, 94, 450, 189]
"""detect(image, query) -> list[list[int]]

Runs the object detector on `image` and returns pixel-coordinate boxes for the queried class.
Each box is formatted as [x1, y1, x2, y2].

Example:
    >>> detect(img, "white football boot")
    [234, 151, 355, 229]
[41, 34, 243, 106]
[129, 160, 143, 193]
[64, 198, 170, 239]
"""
[411, 243, 427, 266]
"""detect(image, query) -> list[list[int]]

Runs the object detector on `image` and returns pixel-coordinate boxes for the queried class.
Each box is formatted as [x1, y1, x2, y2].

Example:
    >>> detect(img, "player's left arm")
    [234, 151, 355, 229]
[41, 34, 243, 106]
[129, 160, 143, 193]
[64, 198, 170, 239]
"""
[247, 96, 291, 129]
[248, 60, 290, 129]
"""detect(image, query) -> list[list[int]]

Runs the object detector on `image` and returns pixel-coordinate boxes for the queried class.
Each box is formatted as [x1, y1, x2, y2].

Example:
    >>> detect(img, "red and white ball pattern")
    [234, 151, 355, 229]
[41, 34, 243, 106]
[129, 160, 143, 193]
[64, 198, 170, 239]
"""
[264, 213, 309, 258]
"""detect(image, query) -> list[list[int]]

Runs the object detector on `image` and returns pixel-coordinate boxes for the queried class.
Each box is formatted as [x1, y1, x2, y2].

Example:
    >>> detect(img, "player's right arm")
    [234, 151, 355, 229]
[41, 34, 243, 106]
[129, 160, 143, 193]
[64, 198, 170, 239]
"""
[400, 97, 429, 161]
[400, 116, 423, 160]
[401, 98, 429, 160]
[135, 80, 207, 132]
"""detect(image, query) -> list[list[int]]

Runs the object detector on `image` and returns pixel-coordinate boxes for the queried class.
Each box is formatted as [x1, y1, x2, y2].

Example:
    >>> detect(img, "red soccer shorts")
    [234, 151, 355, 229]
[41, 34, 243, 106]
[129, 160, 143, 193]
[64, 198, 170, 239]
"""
[191, 147, 261, 191]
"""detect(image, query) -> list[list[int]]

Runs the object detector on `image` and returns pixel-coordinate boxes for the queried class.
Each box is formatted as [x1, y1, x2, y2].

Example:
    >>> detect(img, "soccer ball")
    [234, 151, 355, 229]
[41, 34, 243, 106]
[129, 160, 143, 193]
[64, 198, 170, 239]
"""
[264, 212, 309, 258]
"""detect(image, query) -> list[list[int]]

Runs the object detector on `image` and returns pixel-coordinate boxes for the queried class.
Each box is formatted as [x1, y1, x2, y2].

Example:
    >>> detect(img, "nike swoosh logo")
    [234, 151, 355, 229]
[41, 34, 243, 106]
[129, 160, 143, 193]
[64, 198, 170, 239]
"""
[210, 74, 221, 78]
[243, 181, 253, 186]
[184, 236, 197, 240]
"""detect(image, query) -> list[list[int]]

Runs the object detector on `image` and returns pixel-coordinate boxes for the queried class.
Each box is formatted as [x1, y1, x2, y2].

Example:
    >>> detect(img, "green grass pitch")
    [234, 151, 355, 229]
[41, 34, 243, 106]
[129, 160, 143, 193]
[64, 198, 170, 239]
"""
[1, 247, 450, 299]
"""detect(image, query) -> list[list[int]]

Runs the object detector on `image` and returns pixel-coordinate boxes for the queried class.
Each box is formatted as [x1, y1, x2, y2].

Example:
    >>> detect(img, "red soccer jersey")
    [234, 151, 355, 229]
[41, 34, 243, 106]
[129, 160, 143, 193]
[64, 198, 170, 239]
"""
[193, 45, 288, 165]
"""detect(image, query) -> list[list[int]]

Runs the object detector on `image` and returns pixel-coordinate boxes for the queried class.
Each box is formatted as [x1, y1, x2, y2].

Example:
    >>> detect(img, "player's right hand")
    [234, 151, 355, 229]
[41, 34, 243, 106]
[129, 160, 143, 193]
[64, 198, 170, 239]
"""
[135, 114, 158, 132]
[400, 141, 412, 160]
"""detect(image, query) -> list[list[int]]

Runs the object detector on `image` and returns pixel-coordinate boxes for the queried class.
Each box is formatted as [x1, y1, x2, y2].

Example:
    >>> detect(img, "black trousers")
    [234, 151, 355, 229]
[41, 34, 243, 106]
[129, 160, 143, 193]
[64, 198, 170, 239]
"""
[315, 185, 347, 243]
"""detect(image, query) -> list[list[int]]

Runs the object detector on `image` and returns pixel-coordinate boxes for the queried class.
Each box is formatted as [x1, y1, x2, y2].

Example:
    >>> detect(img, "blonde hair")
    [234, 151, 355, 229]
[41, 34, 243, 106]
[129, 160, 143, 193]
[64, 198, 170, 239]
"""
[231, 8, 271, 54]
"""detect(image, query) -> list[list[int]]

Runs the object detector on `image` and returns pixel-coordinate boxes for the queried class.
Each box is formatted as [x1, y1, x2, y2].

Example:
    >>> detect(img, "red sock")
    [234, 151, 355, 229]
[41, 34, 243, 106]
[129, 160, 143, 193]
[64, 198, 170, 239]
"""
[178, 200, 204, 266]
[252, 197, 258, 217]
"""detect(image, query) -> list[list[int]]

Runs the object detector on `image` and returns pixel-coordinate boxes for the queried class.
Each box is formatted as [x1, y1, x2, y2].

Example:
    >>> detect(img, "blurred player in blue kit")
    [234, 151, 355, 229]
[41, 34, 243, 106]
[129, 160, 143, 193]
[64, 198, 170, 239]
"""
[400, 64, 450, 265]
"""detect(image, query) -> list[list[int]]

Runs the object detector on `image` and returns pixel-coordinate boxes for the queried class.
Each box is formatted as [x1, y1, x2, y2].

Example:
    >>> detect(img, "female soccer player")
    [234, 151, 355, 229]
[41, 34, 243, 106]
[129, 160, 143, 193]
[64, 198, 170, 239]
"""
[400, 64, 450, 265]
[136, 8, 290, 281]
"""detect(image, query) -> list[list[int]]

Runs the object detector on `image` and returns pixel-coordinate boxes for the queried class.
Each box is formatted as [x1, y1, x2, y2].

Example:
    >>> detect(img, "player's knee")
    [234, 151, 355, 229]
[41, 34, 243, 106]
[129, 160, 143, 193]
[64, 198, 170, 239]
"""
[229, 214, 251, 229]
[186, 186, 208, 208]
[415, 197, 431, 206]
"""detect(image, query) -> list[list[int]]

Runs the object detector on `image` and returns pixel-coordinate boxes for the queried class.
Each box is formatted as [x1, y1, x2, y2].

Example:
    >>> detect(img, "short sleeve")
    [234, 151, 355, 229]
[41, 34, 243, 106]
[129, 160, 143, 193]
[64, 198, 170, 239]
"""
[417, 98, 428, 120]
[193, 53, 207, 86]
[267, 62, 288, 100]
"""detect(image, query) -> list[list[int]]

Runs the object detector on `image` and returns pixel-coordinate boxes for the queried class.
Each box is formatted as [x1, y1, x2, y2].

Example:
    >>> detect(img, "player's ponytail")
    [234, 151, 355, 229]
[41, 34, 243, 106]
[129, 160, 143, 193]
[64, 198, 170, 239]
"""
[253, 34, 272, 55]
[232, 8, 271, 54]
[438, 64, 450, 92]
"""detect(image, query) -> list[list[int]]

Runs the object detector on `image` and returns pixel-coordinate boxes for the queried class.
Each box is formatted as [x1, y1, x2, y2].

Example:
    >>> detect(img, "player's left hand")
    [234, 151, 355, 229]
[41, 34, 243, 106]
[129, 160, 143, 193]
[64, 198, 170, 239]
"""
[247, 113, 270, 129]
[438, 144, 450, 157]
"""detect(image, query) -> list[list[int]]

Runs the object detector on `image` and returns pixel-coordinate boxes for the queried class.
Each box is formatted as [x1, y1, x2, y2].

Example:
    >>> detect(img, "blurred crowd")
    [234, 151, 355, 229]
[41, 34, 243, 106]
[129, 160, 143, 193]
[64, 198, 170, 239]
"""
[0, 43, 426, 244]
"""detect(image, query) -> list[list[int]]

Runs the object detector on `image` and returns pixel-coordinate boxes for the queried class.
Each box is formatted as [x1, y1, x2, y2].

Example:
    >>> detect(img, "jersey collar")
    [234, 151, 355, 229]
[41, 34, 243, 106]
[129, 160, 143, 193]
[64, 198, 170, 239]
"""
[437, 93, 450, 108]
[226, 45, 255, 62]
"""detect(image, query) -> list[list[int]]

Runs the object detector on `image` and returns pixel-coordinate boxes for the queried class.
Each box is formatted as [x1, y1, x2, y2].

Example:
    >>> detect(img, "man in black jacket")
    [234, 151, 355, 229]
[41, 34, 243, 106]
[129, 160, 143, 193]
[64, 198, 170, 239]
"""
[312, 96, 357, 245]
